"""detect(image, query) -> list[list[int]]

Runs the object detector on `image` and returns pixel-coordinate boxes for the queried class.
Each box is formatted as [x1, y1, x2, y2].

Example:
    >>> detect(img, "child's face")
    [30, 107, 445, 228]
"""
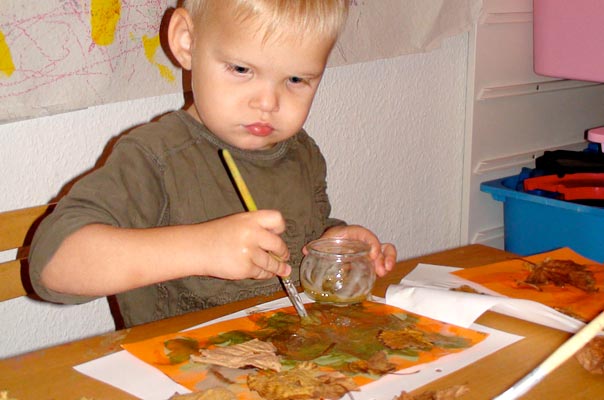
[177, 8, 335, 150]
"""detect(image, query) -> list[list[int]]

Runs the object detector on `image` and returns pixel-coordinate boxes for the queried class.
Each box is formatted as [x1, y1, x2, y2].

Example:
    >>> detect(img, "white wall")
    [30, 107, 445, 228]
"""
[0, 33, 468, 358]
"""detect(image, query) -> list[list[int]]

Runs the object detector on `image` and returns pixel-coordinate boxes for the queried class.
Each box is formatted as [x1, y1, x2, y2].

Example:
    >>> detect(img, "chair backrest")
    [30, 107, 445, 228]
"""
[0, 204, 55, 302]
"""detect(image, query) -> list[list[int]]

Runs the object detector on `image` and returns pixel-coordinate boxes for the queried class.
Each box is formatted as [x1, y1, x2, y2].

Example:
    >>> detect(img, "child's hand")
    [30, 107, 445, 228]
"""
[313, 225, 396, 277]
[196, 210, 291, 280]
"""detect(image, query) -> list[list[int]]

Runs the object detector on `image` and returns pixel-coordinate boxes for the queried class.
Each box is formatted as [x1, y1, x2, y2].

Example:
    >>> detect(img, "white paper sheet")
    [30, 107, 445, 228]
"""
[329, 0, 483, 67]
[75, 294, 522, 400]
[386, 264, 586, 333]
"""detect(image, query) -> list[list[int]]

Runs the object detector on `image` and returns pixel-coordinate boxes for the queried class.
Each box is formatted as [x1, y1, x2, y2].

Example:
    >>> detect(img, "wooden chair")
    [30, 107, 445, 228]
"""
[0, 204, 55, 301]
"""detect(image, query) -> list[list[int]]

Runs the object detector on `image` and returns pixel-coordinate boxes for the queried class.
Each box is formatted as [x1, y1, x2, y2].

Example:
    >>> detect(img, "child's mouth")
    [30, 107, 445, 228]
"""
[245, 123, 274, 137]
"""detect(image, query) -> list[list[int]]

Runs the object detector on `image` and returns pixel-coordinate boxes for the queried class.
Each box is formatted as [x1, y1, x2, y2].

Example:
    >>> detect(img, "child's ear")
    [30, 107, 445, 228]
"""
[168, 8, 194, 70]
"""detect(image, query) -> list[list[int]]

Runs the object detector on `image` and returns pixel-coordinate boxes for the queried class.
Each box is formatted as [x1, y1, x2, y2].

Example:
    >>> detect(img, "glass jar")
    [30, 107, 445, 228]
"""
[300, 238, 376, 304]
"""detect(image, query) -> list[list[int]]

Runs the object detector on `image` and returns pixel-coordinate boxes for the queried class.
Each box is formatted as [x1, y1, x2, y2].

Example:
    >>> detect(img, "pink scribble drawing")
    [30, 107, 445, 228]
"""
[0, 0, 177, 120]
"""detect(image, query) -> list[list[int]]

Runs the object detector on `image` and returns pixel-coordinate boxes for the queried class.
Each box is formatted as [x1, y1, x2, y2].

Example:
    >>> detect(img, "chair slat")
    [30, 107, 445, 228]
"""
[0, 204, 55, 301]
[0, 259, 27, 301]
[0, 204, 54, 252]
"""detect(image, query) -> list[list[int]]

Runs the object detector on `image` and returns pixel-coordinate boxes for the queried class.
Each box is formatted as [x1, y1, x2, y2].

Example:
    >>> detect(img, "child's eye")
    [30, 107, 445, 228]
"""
[289, 76, 306, 85]
[227, 64, 250, 75]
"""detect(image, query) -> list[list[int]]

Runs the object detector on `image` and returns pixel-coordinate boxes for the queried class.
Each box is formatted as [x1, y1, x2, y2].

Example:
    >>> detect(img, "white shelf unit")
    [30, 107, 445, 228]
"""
[461, 0, 604, 249]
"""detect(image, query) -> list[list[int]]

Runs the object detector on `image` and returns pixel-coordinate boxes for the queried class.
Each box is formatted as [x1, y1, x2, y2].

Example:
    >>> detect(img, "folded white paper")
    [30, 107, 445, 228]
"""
[386, 264, 585, 333]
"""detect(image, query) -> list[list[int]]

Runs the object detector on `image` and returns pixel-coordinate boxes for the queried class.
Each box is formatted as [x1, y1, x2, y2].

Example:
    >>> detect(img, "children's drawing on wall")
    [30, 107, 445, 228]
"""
[0, 0, 481, 123]
[0, 0, 180, 122]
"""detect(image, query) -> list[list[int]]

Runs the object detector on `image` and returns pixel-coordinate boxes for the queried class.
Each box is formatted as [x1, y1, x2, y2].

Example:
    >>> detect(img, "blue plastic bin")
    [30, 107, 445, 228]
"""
[481, 174, 604, 262]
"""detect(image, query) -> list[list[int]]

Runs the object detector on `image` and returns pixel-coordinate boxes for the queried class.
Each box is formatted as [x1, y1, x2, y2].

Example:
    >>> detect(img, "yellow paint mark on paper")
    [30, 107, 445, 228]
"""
[0, 29, 15, 77]
[142, 34, 160, 61]
[91, 0, 121, 46]
[142, 34, 176, 82]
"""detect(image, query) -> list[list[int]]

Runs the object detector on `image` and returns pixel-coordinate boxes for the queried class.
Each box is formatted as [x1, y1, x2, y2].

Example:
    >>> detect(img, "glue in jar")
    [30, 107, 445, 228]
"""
[300, 238, 376, 304]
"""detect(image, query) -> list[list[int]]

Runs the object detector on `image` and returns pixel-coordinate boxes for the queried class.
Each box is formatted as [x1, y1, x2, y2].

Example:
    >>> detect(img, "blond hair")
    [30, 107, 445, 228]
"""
[181, 0, 349, 42]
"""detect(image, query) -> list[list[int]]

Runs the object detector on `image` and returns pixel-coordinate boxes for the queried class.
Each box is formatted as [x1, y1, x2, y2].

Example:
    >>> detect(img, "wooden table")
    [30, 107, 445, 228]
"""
[1, 244, 603, 399]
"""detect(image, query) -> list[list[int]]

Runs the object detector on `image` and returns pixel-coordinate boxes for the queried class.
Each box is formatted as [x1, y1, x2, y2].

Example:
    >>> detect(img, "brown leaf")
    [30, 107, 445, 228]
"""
[522, 258, 597, 292]
[576, 336, 604, 374]
[347, 350, 396, 375]
[379, 328, 433, 351]
[394, 384, 469, 400]
[191, 338, 281, 371]
[169, 387, 237, 400]
[247, 362, 359, 400]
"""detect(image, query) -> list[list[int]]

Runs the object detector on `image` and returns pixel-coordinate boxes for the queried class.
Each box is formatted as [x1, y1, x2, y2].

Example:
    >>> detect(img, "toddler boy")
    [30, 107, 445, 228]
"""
[29, 0, 396, 327]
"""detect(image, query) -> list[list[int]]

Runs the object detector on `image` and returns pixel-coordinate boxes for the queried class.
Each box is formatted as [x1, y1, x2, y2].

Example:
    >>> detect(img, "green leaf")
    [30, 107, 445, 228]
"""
[164, 337, 199, 364]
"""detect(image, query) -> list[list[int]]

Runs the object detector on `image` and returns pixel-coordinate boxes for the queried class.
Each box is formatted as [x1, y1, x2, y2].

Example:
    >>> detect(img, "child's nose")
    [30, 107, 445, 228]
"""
[249, 84, 280, 113]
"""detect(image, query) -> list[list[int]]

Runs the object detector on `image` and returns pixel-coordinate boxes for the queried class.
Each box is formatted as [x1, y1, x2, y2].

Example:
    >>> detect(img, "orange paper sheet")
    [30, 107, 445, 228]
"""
[123, 302, 487, 398]
[453, 248, 604, 322]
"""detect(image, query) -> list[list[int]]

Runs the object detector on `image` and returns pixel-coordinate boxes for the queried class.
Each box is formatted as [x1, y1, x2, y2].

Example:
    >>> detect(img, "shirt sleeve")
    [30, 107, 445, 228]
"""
[305, 133, 346, 234]
[28, 137, 167, 305]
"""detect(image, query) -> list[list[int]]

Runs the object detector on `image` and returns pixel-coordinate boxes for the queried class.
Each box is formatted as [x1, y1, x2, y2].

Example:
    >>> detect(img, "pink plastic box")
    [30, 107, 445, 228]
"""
[533, 0, 604, 83]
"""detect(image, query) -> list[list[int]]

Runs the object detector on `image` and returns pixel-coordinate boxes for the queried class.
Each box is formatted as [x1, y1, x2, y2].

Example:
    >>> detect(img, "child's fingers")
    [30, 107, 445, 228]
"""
[373, 252, 387, 277]
[381, 243, 397, 271]
[254, 209, 287, 234]
[373, 243, 396, 277]
[250, 250, 291, 278]
[255, 222, 290, 263]
[250, 267, 277, 280]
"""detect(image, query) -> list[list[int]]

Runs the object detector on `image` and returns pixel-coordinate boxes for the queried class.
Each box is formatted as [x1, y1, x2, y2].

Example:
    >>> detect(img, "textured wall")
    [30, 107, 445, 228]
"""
[0, 34, 468, 358]
[310, 36, 467, 256]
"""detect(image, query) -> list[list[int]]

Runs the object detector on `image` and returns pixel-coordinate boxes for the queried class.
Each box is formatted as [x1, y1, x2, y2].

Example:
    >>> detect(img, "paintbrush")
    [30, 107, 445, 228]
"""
[493, 309, 604, 400]
[220, 149, 309, 319]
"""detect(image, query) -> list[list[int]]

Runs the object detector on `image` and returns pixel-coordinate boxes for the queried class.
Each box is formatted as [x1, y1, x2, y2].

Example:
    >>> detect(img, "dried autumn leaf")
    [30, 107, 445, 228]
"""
[394, 384, 469, 400]
[347, 350, 396, 375]
[169, 387, 237, 400]
[379, 328, 433, 351]
[247, 362, 359, 400]
[521, 258, 597, 292]
[191, 338, 281, 371]
[576, 336, 604, 374]
[450, 285, 482, 294]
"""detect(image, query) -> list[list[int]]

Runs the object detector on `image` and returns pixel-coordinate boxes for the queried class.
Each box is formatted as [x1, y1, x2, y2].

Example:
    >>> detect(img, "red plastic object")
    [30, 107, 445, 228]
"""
[523, 173, 604, 201]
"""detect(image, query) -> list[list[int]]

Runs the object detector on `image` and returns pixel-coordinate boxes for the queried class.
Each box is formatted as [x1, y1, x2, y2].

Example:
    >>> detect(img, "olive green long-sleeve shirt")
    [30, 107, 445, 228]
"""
[29, 110, 343, 327]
